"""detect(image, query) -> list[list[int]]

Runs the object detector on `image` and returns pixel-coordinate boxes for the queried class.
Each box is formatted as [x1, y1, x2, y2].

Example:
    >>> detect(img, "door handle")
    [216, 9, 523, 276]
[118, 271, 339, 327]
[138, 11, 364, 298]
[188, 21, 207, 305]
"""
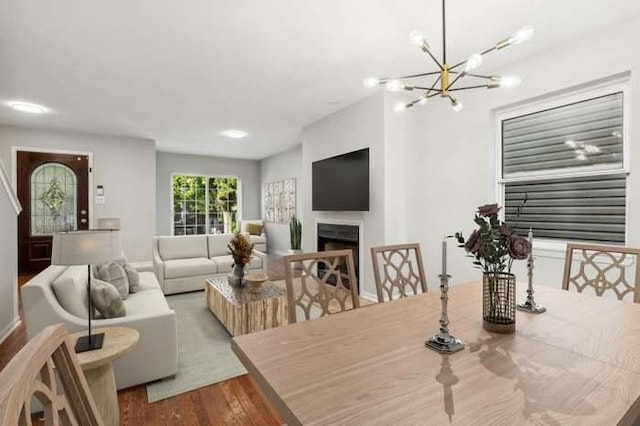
[81, 218, 87, 224]
[81, 210, 87, 215]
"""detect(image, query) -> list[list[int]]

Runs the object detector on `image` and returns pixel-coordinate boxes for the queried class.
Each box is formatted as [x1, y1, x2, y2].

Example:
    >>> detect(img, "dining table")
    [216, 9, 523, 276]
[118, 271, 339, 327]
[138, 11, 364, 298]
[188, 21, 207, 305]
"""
[231, 281, 640, 425]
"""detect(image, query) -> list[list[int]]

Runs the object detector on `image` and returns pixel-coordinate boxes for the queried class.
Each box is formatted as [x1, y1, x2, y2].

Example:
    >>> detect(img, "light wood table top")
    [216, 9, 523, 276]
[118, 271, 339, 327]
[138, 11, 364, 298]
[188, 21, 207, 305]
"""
[71, 327, 139, 370]
[231, 282, 640, 425]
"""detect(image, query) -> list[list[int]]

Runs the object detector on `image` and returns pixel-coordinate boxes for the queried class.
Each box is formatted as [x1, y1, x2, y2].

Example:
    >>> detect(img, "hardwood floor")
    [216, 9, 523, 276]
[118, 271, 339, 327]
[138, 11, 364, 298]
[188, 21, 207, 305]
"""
[1, 254, 289, 425]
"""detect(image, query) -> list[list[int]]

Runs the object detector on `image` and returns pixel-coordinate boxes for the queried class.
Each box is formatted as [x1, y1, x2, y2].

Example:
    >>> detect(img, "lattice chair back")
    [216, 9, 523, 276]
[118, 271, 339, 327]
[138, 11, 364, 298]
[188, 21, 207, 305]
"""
[370, 243, 428, 303]
[562, 243, 640, 303]
[283, 249, 360, 323]
[0, 324, 103, 426]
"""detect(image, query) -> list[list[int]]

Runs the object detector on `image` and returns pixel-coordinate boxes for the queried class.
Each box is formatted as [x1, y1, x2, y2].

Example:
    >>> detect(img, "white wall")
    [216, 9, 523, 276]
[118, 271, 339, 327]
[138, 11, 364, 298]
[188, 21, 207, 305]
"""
[0, 125, 156, 262]
[302, 92, 386, 300]
[260, 145, 303, 255]
[0, 161, 19, 343]
[156, 152, 261, 236]
[394, 14, 640, 289]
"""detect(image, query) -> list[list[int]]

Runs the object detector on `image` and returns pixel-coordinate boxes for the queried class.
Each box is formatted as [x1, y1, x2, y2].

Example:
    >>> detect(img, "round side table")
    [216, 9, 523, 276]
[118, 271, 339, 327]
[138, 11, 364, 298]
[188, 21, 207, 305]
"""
[70, 327, 139, 426]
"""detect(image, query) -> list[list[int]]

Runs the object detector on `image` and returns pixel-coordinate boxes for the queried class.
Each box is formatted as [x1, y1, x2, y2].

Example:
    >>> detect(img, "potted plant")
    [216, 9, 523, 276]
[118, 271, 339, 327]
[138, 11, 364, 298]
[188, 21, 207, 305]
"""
[227, 232, 254, 286]
[455, 203, 531, 334]
[289, 215, 303, 269]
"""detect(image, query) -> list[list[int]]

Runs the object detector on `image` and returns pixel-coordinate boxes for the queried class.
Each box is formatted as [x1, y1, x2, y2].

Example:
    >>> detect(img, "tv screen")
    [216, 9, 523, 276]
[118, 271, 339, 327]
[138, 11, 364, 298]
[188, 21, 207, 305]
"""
[312, 148, 369, 211]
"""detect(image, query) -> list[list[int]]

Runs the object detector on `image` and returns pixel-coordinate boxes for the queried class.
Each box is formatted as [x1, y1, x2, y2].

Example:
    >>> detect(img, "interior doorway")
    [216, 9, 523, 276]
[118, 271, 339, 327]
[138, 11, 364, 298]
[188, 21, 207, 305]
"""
[16, 151, 90, 274]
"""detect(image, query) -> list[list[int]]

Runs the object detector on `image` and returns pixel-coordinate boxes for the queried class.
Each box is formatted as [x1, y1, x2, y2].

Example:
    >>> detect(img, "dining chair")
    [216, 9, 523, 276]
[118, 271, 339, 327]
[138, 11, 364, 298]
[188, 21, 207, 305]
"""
[370, 243, 428, 303]
[0, 323, 103, 425]
[283, 249, 360, 323]
[562, 243, 640, 303]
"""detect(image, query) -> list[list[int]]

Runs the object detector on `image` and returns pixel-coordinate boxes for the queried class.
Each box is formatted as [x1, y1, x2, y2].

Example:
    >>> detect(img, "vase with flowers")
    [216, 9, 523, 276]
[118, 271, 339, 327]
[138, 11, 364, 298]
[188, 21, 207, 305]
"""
[227, 232, 254, 286]
[455, 203, 531, 333]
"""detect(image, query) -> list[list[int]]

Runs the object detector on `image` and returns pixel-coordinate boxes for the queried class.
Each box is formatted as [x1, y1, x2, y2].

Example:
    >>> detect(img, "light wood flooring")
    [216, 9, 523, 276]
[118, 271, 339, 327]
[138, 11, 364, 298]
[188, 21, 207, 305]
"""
[1, 253, 288, 425]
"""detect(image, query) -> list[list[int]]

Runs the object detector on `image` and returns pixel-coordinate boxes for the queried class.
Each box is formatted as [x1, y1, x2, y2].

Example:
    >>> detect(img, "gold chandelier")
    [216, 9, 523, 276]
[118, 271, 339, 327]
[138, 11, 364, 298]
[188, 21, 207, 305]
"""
[363, 0, 534, 112]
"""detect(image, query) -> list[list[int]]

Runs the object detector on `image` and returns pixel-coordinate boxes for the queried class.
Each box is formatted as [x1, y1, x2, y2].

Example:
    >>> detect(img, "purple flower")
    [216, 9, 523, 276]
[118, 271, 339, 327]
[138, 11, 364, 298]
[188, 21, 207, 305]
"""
[500, 224, 512, 238]
[464, 229, 481, 255]
[507, 234, 531, 260]
[477, 203, 501, 217]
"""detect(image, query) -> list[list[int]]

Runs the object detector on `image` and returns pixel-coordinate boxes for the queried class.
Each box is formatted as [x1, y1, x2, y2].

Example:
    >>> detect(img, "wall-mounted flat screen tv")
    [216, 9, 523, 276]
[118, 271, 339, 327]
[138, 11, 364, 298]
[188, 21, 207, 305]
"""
[312, 148, 369, 211]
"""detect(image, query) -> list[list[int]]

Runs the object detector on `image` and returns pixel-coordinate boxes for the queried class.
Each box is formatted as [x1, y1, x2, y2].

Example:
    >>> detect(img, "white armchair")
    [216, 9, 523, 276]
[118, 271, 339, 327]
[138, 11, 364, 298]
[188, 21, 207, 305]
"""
[239, 219, 267, 252]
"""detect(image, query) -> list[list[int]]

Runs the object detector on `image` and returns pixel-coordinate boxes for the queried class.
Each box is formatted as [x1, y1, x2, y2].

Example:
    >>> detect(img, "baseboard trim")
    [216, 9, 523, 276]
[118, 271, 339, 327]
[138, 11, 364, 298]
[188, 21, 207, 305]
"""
[0, 316, 21, 346]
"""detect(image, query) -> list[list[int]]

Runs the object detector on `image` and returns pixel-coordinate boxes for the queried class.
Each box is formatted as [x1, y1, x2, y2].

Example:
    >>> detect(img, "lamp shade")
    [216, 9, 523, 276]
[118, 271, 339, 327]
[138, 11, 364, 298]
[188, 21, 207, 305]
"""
[51, 230, 122, 266]
[96, 217, 121, 230]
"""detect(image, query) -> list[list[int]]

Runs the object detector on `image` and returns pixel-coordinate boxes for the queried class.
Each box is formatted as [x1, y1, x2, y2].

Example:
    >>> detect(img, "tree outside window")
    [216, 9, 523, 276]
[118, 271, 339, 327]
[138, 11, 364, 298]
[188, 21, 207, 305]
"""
[172, 175, 239, 235]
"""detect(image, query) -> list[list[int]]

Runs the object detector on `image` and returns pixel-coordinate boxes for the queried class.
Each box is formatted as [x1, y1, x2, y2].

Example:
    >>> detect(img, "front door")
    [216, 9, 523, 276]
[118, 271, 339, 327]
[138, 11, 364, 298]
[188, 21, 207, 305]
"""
[17, 151, 89, 274]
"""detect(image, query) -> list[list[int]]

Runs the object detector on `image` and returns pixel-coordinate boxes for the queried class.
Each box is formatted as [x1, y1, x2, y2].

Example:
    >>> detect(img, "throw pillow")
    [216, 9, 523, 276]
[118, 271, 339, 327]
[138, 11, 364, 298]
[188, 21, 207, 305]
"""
[247, 223, 263, 236]
[123, 263, 140, 293]
[90, 278, 126, 319]
[97, 261, 130, 300]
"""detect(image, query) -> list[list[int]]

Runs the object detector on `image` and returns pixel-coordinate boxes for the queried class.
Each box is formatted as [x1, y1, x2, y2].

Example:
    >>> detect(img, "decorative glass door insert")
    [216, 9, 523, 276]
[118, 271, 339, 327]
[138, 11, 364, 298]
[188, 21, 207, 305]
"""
[31, 163, 78, 235]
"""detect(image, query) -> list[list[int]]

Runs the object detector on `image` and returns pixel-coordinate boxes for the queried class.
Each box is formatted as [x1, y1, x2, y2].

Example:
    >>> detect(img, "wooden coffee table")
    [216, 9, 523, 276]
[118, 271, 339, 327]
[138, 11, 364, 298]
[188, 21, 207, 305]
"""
[70, 327, 139, 426]
[205, 277, 287, 336]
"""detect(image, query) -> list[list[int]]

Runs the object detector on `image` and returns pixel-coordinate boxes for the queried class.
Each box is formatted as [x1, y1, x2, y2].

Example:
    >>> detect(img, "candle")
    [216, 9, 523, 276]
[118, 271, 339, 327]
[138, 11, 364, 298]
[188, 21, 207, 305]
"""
[528, 228, 533, 259]
[442, 239, 447, 276]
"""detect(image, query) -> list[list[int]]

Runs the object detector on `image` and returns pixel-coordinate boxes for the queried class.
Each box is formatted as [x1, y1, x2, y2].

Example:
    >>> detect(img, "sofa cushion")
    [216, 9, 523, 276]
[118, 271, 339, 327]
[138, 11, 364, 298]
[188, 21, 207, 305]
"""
[207, 234, 233, 257]
[96, 261, 129, 299]
[246, 223, 263, 236]
[124, 287, 170, 316]
[52, 266, 90, 319]
[164, 257, 217, 279]
[158, 235, 208, 260]
[136, 271, 162, 292]
[90, 278, 126, 319]
[123, 263, 140, 293]
[240, 220, 263, 234]
[211, 254, 263, 274]
[248, 235, 267, 245]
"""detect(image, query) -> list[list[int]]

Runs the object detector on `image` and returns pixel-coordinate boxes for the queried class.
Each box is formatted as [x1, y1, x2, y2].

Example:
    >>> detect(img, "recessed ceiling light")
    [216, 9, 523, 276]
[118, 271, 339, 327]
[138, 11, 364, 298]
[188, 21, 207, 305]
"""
[221, 129, 248, 139]
[7, 102, 48, 114]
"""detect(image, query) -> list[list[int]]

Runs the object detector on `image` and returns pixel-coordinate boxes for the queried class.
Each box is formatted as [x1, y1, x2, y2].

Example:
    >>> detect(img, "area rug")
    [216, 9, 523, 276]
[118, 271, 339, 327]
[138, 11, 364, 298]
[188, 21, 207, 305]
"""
[145, 292, 247, 403]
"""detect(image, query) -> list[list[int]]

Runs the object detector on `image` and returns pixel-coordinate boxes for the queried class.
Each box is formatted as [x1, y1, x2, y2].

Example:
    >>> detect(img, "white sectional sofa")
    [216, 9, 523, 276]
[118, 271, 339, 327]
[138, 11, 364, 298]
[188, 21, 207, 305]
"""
[21, 265, 178, 390]
[153, 233, 267, 295]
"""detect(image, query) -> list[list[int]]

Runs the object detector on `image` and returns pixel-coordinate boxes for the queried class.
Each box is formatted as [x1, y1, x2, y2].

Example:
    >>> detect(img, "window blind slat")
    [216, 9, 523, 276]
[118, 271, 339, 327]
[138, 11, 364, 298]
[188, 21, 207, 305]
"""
[502, 92, 623, 177]
[505, 174, 626, 244]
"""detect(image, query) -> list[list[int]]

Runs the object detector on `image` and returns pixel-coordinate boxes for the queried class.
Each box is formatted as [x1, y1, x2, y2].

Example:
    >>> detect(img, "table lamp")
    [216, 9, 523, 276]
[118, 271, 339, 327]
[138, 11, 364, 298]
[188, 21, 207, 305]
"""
[51, 229, 122, 353]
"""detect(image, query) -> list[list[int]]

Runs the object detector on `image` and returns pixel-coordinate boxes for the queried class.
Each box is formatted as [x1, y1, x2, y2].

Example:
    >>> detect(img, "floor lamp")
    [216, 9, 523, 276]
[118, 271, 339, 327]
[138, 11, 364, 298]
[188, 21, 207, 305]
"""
[51, 229, 122, 353]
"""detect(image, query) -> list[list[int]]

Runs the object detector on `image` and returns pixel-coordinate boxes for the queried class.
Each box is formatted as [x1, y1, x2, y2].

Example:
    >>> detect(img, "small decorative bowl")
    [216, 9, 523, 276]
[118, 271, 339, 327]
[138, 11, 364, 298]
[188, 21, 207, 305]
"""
[244, 273, 268, 294]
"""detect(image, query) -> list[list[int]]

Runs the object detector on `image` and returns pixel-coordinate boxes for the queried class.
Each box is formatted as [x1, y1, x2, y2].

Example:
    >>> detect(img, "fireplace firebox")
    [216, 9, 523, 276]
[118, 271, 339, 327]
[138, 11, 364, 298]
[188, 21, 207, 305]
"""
[317, 223, 359, 294]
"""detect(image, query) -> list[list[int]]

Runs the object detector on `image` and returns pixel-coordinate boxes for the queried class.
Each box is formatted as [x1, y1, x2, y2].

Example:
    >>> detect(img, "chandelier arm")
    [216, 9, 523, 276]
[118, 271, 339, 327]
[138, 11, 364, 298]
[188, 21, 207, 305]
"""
[392, 71, 442, 80]
[422, 49, 444, 70]
[413, 87, 442, 91]
[448, 84, 490, 91]
[446, 72, 465, 90]
[461, 73, 493, 79]
[427, 75, 442, 96]
[449, 46, 499, 71]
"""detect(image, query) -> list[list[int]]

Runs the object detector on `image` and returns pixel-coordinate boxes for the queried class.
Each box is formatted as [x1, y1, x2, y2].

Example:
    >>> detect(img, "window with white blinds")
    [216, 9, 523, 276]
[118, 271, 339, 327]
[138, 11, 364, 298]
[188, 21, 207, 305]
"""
[499, 86, 628, 244]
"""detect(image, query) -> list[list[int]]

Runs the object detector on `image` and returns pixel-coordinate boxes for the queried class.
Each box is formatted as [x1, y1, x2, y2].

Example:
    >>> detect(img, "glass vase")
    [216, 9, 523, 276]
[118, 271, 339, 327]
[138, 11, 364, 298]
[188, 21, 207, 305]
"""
[482, 272, 516, 334]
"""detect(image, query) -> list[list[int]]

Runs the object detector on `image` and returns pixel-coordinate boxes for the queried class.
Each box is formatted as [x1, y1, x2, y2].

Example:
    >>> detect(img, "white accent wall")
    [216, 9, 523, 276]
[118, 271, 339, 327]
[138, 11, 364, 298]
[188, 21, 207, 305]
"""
[0, 125, 156, 262]
[259, 145, 303, 255]
[156, 151, 261, 236]
[392, 14, 640, 289]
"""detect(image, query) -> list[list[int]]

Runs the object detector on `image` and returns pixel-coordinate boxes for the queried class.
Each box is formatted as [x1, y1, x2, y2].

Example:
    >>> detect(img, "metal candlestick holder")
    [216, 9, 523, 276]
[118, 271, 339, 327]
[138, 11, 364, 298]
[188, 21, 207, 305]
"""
[426, 273, 464, 354]
[517, 250, 546, 314]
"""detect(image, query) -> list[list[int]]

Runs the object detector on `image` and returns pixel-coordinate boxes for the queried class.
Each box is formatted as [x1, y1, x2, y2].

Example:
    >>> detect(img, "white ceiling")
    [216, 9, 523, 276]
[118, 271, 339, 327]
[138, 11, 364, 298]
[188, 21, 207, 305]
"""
[1, 0, 639, 160]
